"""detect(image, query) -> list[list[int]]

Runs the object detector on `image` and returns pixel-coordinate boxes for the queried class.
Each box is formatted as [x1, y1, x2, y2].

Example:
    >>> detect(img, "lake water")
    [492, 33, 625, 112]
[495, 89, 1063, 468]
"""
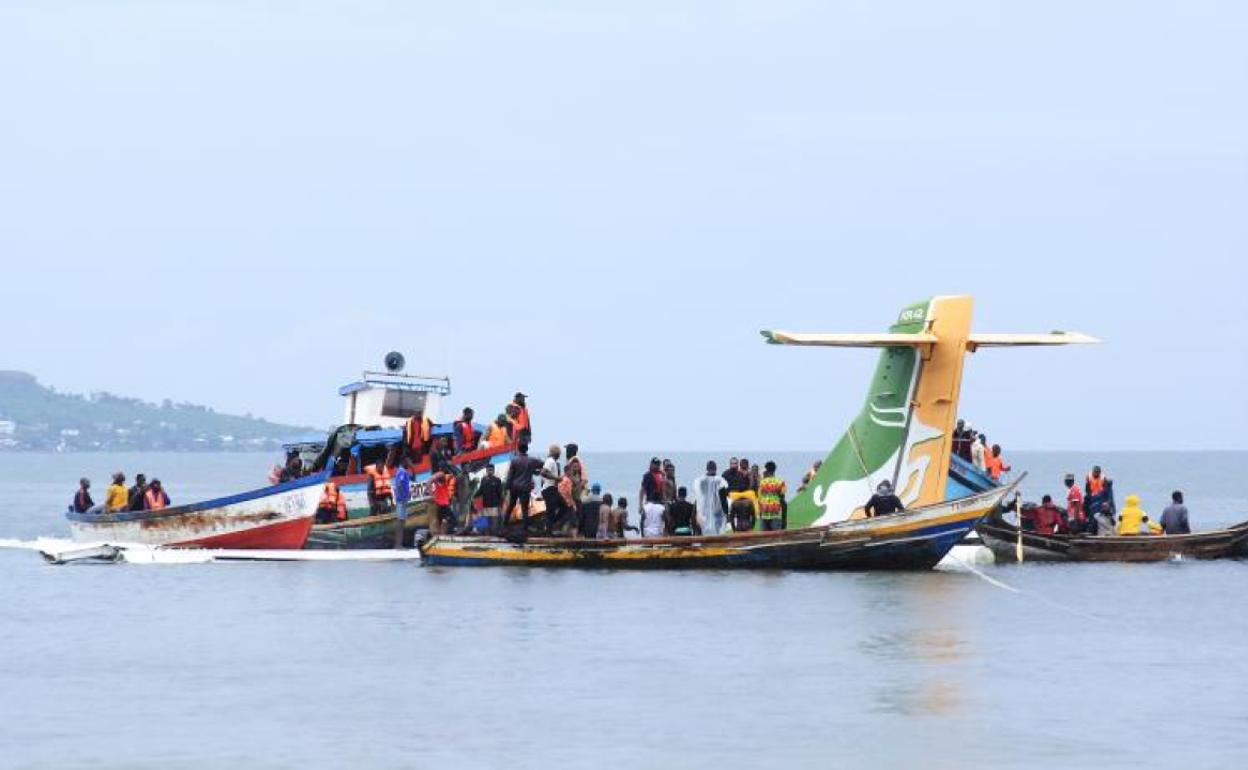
[1, 451, 1246, 768]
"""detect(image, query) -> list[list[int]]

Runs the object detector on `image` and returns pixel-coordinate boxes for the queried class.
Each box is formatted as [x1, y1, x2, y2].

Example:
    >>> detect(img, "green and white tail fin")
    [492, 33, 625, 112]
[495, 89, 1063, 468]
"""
[765, 295, 1096, 527]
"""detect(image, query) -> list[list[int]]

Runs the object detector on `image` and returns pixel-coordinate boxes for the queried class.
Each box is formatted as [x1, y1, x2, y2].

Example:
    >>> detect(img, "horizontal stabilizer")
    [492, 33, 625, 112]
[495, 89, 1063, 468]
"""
[966, 332, 1100, 350]
[761, 331, 939, 348]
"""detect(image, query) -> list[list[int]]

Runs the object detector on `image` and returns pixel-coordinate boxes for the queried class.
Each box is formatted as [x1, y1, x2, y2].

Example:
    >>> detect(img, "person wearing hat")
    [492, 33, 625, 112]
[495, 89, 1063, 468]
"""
[863, 480, 905, 518]
[105, 472, 129, 513]
[508, 392, 531, 445]
[1064, 473, 1086, 532]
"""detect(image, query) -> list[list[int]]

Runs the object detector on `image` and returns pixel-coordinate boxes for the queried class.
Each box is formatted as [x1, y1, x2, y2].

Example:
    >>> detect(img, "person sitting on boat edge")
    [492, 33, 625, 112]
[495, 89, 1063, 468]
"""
[143, 479, 170, 511]
[1160, 491, 1191, 535]
[316, 482, 347, 525]
[474, 464, 506, 535]
[105, 472, 129, 513]
[863, 480, 904, 518]
[70, 477, 94, 513]
[1116, 494, 1151, 536]
[127, 474, 148, 512]
[366, 459, 394, 515]
[1031, 495, 1066, 535]
[758, 462, 788, 532]
[665, 487, 698, 536]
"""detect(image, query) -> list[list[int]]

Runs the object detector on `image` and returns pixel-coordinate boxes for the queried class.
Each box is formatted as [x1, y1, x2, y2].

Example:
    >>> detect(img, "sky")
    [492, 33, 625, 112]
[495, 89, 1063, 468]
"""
[1, 1, 1245, 451]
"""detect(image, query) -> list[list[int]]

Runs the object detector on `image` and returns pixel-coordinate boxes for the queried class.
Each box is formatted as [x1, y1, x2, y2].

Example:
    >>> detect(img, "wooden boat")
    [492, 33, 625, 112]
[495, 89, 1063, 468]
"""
[976, 517, 1248, 563]
[419, 482, 1016, 569]
[65, 472, 325, 549]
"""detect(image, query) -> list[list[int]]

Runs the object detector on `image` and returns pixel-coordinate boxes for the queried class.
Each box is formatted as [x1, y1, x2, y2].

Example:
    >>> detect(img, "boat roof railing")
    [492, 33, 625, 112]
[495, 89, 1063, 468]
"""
[338, 371, 452, 397]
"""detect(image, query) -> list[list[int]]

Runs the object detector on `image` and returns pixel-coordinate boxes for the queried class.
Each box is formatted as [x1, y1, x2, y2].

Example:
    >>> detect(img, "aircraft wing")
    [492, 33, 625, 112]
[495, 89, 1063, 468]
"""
[966, 332, 1100, 350]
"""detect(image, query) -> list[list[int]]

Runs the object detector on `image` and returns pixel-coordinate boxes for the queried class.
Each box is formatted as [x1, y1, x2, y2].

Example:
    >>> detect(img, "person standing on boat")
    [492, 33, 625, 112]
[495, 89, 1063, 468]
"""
[366, 459, 394, 515]
[665, 487, 698, 536]
[475, 464, 505, 535]
[1064, 474, 1086, 533]
[127, 474, 148, 512]
[143, 479, 170, 511]
[576, 483, 602, 538]
[952, 419, 969, 460]
[757, 462, 788, 532]
[508, 393, 532, 445]
[404, 409, 433, 464]
[539, 444, 566, 536]
[639, 458, 667, 538]
[863, 480, 904, 517]
[1085, 466, 1117, 518]
[662, 459, 678, 503]
[484, 414, 512, 449]
[453, 408, 479, 454]
[392, 463, 412, 545]
[71, 478, 94, 513]
[692, 461, 729, 535]
[504, 442, 541, 535]
[564, 443, 588, 505]
[984, 444, 1011, 482]
[317, 482, 348, 525]
[430, 470, 457, 537]
[1160, 491, 1191, 535]
[971, 434, 987, 472]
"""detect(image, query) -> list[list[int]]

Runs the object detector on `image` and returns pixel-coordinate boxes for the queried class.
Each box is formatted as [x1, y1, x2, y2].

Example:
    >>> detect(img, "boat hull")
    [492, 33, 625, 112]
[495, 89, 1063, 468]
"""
[66, 473, 324, 549]
[305, 447, 514, 549]
[977, 520, 1248, 563]
[420, 484, 1014, 570]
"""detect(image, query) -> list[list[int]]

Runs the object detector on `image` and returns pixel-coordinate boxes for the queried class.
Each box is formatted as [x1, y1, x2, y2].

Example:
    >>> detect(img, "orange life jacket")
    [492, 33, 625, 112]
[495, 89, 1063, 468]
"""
[367, 465, 392, 497]
[456, 420, 476, 450]
[405, 415, 432, 451]
[319, 484, 347, 521]
[432, 473, 456, 507]
[485, 423, 509, 448]
[984, 453, 1004, 481]
[144, 488, 168, 511]
[510, 403, 530, 432]
[1087, 474, 1106, 496]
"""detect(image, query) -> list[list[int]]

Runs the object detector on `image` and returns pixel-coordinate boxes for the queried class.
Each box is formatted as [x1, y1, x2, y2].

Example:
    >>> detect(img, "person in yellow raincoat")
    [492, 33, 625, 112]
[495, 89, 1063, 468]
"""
[1116, 494, 1159, 535]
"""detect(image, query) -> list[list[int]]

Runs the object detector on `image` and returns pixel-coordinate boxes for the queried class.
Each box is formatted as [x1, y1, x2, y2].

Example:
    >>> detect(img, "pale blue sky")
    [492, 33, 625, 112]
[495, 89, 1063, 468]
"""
[1, 1, 1245, 450]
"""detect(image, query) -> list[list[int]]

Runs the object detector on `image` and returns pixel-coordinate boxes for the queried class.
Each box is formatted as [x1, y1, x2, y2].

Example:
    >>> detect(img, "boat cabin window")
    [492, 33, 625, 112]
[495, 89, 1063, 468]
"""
[381, 390, 427, 419]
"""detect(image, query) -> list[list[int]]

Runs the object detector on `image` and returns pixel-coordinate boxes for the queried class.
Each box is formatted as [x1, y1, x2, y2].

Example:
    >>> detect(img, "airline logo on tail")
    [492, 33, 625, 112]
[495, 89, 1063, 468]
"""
[765, 295, 1095, 528]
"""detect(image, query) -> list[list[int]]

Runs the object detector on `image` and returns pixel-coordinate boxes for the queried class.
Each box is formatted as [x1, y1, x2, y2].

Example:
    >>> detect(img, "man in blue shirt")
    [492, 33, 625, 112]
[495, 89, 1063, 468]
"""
[392, 462, 413, 549]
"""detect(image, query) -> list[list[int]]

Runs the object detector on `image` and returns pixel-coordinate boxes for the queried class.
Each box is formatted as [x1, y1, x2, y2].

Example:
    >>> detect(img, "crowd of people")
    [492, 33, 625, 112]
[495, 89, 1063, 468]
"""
[69, 472, 169, 514]
[1021, 465, 1193, 536]
[952, 419, 1012, 481]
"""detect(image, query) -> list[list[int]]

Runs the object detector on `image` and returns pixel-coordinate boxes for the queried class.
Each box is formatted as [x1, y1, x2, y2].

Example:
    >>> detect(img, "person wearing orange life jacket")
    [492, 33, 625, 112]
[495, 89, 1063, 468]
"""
[143, 479, 170, 511]
[453, 407, 479, 454]
[484, 414, 512, 449]
[508, 393, 531, 444]
[404, 410, 433, 463]
[1084, 465, 1117, 531]
[366, 459, 394, 515]
[1064, 473, 1087, 533]
[984, 444, 1011, 482]
[430, 470, 457, 536]
[316, 482, 347, 524]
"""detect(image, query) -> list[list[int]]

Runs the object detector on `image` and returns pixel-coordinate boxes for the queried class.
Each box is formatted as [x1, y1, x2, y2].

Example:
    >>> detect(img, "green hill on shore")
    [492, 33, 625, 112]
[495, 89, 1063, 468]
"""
[0, 371, 315, 452]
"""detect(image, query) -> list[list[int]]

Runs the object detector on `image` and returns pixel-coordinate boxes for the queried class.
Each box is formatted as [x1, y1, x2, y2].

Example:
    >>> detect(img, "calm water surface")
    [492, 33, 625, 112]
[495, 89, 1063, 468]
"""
[1, 451, 1246, 768]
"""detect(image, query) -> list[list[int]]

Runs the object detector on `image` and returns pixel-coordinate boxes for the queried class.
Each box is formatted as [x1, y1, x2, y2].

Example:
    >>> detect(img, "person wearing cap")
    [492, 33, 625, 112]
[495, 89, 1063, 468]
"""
[508, 393, 531, 445]
[1064, 473, 1086, 532]
[692, 461, 729, 535]
[105, 472, 129, 513]
[863, 480, 904, 518]
[71, 478, 95, 514]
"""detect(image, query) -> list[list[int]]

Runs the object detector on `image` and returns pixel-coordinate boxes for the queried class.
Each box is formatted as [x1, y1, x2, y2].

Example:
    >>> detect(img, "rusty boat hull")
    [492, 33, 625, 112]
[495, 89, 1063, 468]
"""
[419, 483, 1015, 570]
[65, 473, 325, 549]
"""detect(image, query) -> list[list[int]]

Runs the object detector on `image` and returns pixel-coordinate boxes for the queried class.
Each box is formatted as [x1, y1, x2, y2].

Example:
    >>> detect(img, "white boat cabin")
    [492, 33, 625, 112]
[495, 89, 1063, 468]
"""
[338, 371, 451, 429]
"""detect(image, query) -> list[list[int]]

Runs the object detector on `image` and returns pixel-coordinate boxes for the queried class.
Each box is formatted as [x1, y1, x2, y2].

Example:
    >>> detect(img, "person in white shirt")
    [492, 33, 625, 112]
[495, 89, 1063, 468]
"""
[538, 444, 565, 535]
[971, 433, 987, 472]
[692, 460, 729, 534]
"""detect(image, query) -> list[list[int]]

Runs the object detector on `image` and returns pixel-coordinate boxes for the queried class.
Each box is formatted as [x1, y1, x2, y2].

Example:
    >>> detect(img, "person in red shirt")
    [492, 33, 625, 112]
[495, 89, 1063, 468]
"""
[1032, 495, 1066, 535]
[430, 470, 457, 535]
[984, 444, 1012, 482]
[1064, 474, 1086, 533]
